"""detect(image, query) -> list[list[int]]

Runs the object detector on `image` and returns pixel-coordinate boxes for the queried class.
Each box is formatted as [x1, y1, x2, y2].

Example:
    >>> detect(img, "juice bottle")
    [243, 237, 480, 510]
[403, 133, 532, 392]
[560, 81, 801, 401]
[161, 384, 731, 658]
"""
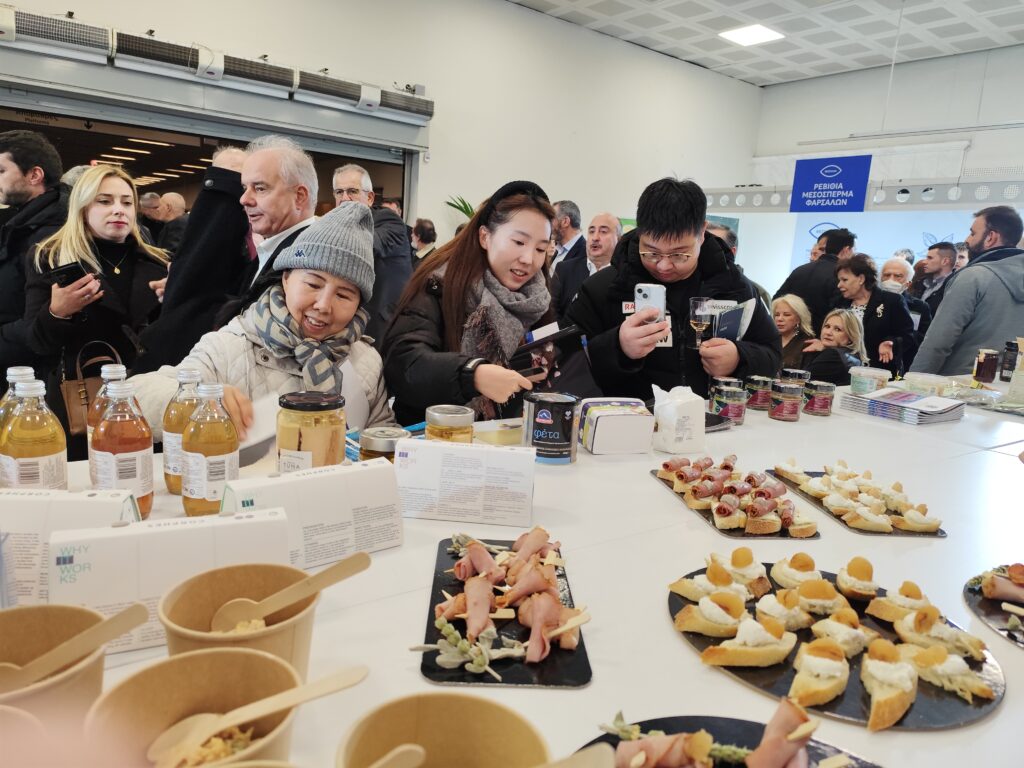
[0, 366, 35, 487]
[87, 364, 127, 485]
[0, 380, 67, 490]
[91, 380, 155, 519]
[161, 366, 202, 494]
[181, 383, 239, 516]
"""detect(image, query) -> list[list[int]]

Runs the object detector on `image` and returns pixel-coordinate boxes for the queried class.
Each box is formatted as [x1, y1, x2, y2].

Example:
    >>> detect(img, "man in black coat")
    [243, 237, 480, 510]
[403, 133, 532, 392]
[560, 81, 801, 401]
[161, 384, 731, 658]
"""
[880, 257, 932, 370]
[774, 228, 855, 333]
[0, 130, 67, 384]
[551, 212, 620, 321]
[564, 178, 781, 400]
[918, 241, 956, 316]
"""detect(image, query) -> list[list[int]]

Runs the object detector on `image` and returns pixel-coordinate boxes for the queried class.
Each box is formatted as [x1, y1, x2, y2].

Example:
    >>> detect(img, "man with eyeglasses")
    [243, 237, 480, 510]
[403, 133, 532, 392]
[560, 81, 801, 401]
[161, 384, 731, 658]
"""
[333, 164, 412, 344]
[564, 178, 781, 399]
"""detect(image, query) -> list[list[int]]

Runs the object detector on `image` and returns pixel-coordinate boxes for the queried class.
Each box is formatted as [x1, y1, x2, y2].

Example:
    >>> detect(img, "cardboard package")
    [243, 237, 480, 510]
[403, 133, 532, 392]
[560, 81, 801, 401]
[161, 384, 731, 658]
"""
[578, 397, 655, 455]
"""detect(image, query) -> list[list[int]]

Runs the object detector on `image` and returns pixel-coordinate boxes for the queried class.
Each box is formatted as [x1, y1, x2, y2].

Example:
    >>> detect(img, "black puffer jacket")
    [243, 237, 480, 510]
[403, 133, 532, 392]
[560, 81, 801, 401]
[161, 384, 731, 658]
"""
[774, 253, 842, 333]
[565, 230, 781, 399]
[365, 207, 413, 345]
[801, 346, 862, 386]
[0, 184, 69, 380]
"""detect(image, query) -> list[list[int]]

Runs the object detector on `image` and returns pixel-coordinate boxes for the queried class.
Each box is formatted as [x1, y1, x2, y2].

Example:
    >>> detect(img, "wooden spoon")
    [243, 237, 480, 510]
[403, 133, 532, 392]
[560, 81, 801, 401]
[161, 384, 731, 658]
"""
[148, 665, 368, 767]
[209, 552, 371, 633]
[367, 744, 427, 768]
[537, 743, 615, 768]
[0, 602, 148, 694]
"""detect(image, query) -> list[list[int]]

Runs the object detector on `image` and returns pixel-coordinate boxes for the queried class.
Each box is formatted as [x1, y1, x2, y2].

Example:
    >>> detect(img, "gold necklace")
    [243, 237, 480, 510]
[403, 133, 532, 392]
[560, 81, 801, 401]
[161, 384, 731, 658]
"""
[97, 249, 131, 275]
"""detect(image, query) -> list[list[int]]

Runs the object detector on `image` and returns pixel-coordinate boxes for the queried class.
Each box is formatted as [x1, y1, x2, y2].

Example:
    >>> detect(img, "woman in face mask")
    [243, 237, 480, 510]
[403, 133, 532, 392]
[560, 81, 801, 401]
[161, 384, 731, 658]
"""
[772, 294, 814, 370]
[800, 309, 868, 385]
[833, 253, 915, 375]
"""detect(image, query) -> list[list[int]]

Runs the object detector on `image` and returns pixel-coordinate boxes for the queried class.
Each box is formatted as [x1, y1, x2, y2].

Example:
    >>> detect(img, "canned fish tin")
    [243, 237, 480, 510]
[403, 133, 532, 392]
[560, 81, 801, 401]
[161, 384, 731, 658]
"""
[745, 375, 772, 410]
[522, 392, 579, 464]
[803, 380, 836, 417]
[769, 381, 803, 422]
[779, 368, 811, 386]
[712, 386, 747, 425]
[709, 376, 743, 410]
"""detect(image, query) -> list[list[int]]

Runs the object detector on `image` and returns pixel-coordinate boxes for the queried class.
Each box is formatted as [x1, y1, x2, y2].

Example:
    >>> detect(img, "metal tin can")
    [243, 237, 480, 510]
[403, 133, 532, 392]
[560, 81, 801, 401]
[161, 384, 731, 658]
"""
[712, 386, 747, 425]
[708, 376, 743, 411]
[779, 368, 811, 386]
[359, 426, 411, 462]
[769, 380, 803, 422]
[802, 380, 836, 417]
[522, 392, 579, 464]
[745, 375, 772, 411]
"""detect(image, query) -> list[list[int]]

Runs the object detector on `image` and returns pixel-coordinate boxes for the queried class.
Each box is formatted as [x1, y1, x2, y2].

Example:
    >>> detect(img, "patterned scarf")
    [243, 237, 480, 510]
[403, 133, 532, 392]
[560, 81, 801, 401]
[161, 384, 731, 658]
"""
[248, 284, 368, 393]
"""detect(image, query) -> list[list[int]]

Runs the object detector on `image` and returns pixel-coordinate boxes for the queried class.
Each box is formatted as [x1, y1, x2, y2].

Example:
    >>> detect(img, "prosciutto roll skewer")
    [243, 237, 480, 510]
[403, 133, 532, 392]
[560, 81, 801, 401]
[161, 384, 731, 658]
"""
[661, 457, 691, 472]
[982, 564, 1024, 605]
[675, 466, 702, 484]
[745, 471, 767, 488]
[517, 592, 564, 663]
[464, 575, 496, 642]
[693, 456, 715, 471]
[453, 540, 507, 584]
[690, 479, 724, 499]
[748, 497, 779, 518]
[745, 697, 812, 768]
[713, 494, 741, 517]
[777, 499, 796, 528]
[614, 729, 713, 768]
[434, 592, 467, 620]
[719, 454, 738, 472]
[497, 557, 558, 608]
[753, 478, 787, 499]
[723, 480, 752, 497]
[701, 468, 732, 484]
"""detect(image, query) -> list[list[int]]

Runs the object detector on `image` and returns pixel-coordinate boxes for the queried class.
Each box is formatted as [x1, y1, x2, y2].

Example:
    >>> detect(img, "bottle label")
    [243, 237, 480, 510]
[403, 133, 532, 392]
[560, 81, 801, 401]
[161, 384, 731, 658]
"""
[0, 451, 67, 489]
[182, 450, 239, 501]
[278, 448, 312, 474]
[163, 431, 184, 476]
[92, 448, 154, 497]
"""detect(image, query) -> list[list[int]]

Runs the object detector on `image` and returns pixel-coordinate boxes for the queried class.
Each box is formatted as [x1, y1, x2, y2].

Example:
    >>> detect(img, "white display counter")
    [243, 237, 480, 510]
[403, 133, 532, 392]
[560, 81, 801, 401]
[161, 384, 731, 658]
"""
[75, 400, 1023, 768]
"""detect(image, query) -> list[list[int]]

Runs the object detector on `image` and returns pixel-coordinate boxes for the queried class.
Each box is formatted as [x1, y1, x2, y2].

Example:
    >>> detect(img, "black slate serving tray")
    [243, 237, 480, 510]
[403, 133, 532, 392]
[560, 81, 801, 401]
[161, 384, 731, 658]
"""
[668, 564, 1004, 730]
[580, 715, 880, 767]
[767, 470, 947, 538]
[963, 570, 1024, 650]
[420, 538, 592, 688]
[650, 470, 821, 540]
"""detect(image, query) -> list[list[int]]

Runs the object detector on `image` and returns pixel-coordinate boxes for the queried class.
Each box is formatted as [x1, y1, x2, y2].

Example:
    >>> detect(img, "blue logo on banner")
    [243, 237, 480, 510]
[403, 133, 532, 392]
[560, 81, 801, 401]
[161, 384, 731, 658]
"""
[790, 155, 872, 213]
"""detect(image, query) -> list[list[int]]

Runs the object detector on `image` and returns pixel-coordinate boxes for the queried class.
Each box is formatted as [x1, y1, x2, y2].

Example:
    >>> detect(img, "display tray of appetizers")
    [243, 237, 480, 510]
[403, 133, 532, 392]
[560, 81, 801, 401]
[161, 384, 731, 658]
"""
[415, 528, 592, 688]
[963, 563, 1024, 650]
[667, 550, 1004, 731]
[767, 458, 946, 537]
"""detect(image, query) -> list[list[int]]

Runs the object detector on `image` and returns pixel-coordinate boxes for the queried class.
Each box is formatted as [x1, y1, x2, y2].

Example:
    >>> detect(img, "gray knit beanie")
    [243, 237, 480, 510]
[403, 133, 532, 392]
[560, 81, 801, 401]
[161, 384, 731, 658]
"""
[273, 201, 375, 301]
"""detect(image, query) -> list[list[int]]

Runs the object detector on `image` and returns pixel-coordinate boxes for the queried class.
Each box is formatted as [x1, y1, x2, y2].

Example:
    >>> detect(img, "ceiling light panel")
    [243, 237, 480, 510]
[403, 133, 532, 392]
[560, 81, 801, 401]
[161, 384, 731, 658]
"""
[719, 24, 785, 46]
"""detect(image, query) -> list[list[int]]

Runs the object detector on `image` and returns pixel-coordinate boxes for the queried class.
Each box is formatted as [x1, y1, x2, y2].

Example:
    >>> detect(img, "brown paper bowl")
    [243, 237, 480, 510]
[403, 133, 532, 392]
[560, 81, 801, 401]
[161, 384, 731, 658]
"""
[0, 704, 53, 767]
[336, 692, 549, 768]
[0, 604, 106, 726]
[84, 647, 301, 767]
[158, 563, 318, 679]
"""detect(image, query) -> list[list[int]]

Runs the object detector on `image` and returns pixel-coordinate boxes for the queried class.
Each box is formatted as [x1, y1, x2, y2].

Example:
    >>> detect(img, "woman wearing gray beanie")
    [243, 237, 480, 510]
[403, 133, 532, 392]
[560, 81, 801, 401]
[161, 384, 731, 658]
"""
[130, 202, 395, 438]
[382, 181, 555, 425]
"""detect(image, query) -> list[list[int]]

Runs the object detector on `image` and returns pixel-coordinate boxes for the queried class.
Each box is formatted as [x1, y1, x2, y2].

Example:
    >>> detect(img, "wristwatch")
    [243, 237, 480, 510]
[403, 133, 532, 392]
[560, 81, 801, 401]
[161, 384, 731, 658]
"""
[459, 357, 487, 397]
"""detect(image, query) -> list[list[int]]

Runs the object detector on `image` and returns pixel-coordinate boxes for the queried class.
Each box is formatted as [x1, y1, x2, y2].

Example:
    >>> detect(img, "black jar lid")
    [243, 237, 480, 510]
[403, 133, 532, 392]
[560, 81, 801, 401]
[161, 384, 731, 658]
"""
[279, 392, 346, 411]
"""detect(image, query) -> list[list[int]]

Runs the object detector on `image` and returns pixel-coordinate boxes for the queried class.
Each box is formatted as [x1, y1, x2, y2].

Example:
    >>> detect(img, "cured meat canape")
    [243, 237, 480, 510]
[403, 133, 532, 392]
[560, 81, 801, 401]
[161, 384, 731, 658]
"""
[518, 592, 581, 663]
[453, 539, 507, 585]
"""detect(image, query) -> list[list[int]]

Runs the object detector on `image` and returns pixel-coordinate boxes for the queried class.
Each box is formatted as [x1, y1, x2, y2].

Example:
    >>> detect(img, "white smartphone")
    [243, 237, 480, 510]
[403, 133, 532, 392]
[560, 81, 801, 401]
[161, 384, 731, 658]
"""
[634, 283, 666, 323]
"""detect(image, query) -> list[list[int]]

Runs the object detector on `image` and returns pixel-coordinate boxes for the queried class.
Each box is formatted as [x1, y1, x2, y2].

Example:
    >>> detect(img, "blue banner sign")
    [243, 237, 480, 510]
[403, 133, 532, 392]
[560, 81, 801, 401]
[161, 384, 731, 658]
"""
[790, 155, 872, 213]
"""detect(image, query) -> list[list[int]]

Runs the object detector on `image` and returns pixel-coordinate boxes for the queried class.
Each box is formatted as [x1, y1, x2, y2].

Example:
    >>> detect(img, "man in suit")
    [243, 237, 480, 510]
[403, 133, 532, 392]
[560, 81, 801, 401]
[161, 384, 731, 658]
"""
[550, 200, 585, 270]
[156, 192, 189, 254]
[917, 241, 956, 315]
[551, 212, 620, 321]
[774, 227, 855, 333]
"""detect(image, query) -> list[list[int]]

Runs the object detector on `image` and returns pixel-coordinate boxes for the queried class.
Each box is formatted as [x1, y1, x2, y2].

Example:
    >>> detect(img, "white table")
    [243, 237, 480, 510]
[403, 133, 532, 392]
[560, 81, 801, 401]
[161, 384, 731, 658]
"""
[88, 401, 1024, 768]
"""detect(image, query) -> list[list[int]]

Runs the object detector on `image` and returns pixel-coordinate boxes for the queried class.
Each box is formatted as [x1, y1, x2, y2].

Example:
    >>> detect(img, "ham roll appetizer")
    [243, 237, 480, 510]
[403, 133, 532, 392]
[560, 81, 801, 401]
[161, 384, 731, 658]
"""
[719, 454, 738, 472]
[453, 539, 507, 585]
[753, 478, 787, 499]
[723, 480, 752, 497]
[662, 457, 691, 472]
[982, 563, 1024, 605]
[745, 471, 767, 488]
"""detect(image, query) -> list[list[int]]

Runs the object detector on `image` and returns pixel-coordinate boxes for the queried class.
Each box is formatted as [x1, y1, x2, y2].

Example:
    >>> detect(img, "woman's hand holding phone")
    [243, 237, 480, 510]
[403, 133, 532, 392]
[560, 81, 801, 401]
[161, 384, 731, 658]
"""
[49, 273, 103, 318]
[474, 363, 533, 403]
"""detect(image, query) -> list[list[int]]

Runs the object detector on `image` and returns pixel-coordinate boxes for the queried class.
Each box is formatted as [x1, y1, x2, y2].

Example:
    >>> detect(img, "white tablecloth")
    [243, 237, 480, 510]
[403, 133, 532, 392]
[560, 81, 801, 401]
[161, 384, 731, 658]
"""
[79, 399, 1024, 768]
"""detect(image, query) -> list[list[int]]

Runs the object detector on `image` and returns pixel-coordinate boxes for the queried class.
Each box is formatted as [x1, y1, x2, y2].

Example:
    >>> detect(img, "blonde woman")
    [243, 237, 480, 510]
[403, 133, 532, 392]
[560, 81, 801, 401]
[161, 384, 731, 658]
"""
[772, 294, 814, 369]
[800, 309, 868, 386]
[25, 164, 168, 456]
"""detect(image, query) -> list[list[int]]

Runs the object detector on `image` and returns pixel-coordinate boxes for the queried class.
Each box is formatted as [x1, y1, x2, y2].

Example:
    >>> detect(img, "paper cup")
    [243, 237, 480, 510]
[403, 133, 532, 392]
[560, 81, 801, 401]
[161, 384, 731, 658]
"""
[0, 604, 106, 727]
[0, 704, 53, 767]
[158, 563, 318, 679]
[84, 647, 300, 767]
[336, 692, 549, 768]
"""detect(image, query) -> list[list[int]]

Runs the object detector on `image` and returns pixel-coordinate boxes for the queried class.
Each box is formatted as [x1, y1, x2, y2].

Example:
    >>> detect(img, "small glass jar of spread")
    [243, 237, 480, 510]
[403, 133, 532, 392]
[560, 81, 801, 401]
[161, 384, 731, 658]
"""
[802, 380, 836, 417]
[745, 375, 772, 411]
[712, 386, 746, 425]
[779, 368, 811, 386]
[425, 404, 475, 443]
[277, 392, 346, 473]
[769, 380, 803, 422]
[708, 376, 743, 410]
[972, 349, 1000, 384]
[358, 426, 410, 462]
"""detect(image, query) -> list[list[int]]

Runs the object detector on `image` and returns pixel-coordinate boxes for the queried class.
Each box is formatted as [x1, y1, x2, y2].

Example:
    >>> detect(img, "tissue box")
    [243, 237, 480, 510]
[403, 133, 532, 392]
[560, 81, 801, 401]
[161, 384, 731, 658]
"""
[579, 398, 655, 454]
[0, 489, 139, 608]
[220, 458, 402, 570]
[48, 508, 290, 652]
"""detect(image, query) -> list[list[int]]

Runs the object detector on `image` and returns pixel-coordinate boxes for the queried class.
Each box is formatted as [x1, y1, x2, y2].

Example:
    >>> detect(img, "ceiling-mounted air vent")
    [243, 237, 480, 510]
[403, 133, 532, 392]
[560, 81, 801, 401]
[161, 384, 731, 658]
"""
[294, 70, 432, 126]
[297, 71, 361, 103]
[223, 55, 296, 90]
[1, 8, 112, 63]
[115, 33, 197, 70]
[380, 90, 434, 119]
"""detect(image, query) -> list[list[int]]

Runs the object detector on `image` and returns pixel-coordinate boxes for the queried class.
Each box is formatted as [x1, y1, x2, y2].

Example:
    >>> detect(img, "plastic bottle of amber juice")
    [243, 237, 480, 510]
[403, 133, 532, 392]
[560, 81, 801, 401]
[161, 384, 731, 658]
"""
[87, 364, 127, 484]
[162, 365, 202, 494]
[181, 383, 239, 516]
[0, 380, 67, 490]
[0, 367, 36, 458]
[91, 380, 155, 519]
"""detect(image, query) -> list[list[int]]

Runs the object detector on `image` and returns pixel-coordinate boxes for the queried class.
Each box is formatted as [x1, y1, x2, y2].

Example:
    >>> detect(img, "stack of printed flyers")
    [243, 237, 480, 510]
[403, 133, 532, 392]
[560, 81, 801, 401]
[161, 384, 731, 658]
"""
[840, 387, 964, 425]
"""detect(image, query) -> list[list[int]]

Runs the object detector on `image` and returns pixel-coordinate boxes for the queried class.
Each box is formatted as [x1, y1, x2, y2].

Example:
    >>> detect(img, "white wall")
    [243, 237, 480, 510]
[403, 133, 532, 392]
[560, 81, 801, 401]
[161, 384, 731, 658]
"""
[25, 0, 762, 239]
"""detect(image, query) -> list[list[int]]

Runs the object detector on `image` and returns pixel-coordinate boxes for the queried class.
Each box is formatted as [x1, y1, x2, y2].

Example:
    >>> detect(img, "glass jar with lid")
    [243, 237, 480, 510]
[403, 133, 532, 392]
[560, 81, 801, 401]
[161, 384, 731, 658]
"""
[277, 392, 346, 473]
[359, 426, 411, 462]
[425, 404, 474, 443]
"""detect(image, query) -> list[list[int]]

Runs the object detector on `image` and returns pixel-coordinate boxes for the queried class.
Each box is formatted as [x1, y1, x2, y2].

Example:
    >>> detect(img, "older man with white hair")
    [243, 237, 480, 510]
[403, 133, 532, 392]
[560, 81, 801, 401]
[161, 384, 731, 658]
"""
[880, 256, 932, 369]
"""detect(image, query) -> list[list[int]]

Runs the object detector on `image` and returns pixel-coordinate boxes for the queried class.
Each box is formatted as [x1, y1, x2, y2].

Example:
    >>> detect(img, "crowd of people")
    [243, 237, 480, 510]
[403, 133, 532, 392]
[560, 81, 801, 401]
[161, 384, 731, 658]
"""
[0, 127, 1021, 453]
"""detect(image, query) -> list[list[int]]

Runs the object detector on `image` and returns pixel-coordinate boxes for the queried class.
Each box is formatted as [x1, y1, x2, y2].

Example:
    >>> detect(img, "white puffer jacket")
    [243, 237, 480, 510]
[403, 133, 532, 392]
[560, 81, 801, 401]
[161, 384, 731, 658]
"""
[131, 314, 395, 440]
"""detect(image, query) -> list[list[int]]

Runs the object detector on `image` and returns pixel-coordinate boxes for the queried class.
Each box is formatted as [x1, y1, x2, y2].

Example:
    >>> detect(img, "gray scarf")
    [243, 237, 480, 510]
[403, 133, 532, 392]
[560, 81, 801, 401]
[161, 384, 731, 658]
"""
[460, 270, 550, 363]
[248, 284, 368, 393]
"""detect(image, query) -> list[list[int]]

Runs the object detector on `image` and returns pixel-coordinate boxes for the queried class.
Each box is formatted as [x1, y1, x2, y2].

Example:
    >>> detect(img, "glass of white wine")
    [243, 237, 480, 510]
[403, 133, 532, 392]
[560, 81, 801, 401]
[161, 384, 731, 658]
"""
[689, 297, 712, 349]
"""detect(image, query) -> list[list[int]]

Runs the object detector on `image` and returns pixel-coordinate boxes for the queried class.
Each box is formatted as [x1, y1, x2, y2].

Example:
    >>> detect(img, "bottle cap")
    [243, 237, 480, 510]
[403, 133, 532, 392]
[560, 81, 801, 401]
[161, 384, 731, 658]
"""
[105, 380, 135, 398]
[14, 380, 45, 398]
[177, 366, 202, 384]
[5, 366, 34, 384]
[197, 383, 224, 399]
[100, 364, 127, 381]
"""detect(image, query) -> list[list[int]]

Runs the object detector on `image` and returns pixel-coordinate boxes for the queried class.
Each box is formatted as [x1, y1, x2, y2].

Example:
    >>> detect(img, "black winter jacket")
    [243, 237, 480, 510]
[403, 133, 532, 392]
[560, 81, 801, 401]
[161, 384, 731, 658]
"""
[801, 346, 862, 386]
[365, 208, 413, 345]
[835, 288, 915, 375]
[564, 230, 782, 400]
[0, 185, 69, 379]
[774, 253, 842, 333]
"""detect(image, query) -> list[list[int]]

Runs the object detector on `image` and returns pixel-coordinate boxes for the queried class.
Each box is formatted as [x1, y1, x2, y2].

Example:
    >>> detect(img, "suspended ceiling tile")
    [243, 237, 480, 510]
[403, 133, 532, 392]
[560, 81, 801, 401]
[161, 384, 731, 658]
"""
[903, 7, 958, 24]
[560, 9, 601, 25]
[696, 15, 747, 32]
[929, 21, 986, 37]
[663, 1, 714, 19]
[589, 0, 633, 15]
[987, 8, 1024, 27]
[624, 12, 673, 28]
[820, 5, 874, 22]
[965, 0, 1022, 11]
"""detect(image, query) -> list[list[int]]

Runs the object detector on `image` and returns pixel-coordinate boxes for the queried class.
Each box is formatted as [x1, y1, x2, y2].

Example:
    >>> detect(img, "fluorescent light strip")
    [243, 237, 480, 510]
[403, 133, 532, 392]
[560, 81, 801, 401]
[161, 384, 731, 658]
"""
[199, 157, 213, 162]
[112, 146, 151, 154]
[93, 159, 122, 165]
[100, 154, 135, 161]
[719, 24, 784, 46]
[166, 169, 195, 174]
[153, 172, 180, 178]
[181, 164, 206, 170]
[128, 138, 173, 147]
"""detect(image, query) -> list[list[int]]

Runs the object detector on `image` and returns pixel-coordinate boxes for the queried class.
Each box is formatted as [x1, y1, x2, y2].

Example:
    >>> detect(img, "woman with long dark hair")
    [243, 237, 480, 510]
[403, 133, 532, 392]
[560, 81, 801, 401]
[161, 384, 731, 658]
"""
[382, 181, 555, 425]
